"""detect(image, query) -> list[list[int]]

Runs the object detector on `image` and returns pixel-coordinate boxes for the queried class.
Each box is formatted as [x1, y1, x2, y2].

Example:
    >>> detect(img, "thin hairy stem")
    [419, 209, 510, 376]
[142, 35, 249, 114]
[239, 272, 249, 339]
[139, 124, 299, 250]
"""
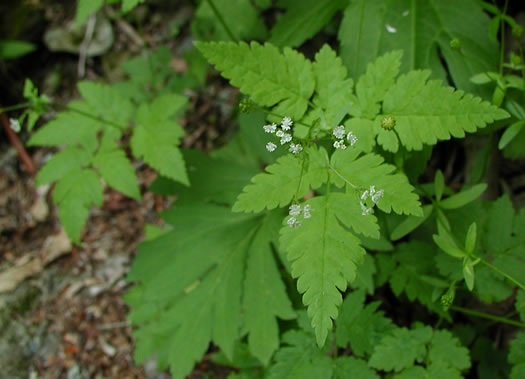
[0, 102, 32, 115]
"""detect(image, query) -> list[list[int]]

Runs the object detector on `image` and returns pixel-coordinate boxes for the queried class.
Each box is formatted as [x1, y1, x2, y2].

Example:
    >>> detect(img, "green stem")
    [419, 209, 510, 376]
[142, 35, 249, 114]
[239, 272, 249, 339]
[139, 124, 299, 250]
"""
[450, 305, 525, 328]
[0, 102, 32, 115]
[53, 102, 127, 130]
[477, 255, 525, 291]
[410, 0, 417, 70]
[205, 0, 238, 43]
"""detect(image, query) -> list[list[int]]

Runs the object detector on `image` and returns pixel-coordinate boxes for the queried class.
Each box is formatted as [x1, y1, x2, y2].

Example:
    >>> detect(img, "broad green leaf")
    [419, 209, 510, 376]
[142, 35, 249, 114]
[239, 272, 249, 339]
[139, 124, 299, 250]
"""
[267, 330, 332, 379]
[121, 0, 145, 12]
[517, 290, 525, 322]
[434, 170, 445, 201]
[390, 204, 433, 241]
[509, 332, 525, 379]
[369, 326, 433, 372]
[0, 39, 36, 59]
[464, 222, 477, 254]
[499, 121, 525, 150]
[334, 356, 379, 379]
[126, 206, 294, 378]
[338, 0, 498, 97]
[196, 41, 315, 120]
[53, 168, 103, 243]
[243, 212, 296, 365]
[381, 71, 509, 151]
[482, 194, 514, 253]
[35, 146, 93, 186]
[28, 102, 101, 152]
[280, 195, 368, 346]
[463, 259, 475, 291]
[330, 149, 422, 216]
[344, 118, 375, 153]
[433, 233, 466, 259]
[439, 183, 487, 209]
[192, 0, 267, 42]
[77, 81, 134, 127]
[93, 149, 141, 200]
[75, 0, 104, 27]
[269, 0, 346, 48]
[233, 146, 329, 213]
[312, 45, 354, 129]
[131, 95, 189, 185]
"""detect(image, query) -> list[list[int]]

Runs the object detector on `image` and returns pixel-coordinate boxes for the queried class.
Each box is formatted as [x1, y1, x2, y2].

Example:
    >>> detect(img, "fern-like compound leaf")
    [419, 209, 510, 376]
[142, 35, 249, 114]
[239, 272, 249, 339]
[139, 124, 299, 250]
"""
[233, 146, 329, 213]
[126, 205, 294, 378]
[428, 330, 471, 371]
[52, 168, 103, 244]
[312, 45, 354, 129]
[369, 326, 433, 372]
[380, 70, 509, 151]
[195, 41, 315, 120]
[330, 149, 422, 216]
[334, 356, 379, 379]
[280, 195, 368, 346]
[35, 146, 93, 186]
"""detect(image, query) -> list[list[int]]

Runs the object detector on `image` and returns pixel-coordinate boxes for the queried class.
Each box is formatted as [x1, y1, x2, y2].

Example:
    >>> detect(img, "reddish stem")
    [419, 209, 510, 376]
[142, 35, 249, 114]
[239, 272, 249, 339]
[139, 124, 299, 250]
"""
[0, 111, 36, 174]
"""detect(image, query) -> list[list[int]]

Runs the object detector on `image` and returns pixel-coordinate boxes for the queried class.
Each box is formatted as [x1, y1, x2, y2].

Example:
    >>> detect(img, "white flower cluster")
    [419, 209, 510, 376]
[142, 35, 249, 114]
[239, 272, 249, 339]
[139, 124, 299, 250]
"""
[360, 185, 384, 216]
[287, 203, 311, 228]
[9, 118, 21, 133]
[263, 116, 303, 154]
[333, 125, 357, 150]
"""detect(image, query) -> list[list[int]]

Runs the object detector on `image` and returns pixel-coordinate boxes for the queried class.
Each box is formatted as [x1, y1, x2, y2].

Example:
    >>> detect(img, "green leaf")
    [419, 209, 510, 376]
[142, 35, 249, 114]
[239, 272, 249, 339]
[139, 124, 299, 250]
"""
[312, 45, 354, 129]
[243, 212, 296, 365]
[93, 149, 141, 200]
[499, 121, 525, 150]
[428, 330, 471, 370]
[195, 41, 315, 120]
[0, 39, 36, 59]
[434, 170, 445, 201]
[233, 146, 329, 213]
[351, 50, 403, 119]
[121, 0, 145, 12]
[369, 326, 433, 372]
[280, 195, 368, 346]
[390, 204, 433, 241]
[334, 356, 379, 379]
[192, 0, 268, 42]
[75, 0, 104, 27]
[267, 330, 332, 379]
[516, 290, 525, 322]
[464, 222, 477, 254]
[131, 95, 189, 185]
[381, 71, 509, 151]
[330, 149, 422, 216]
[35, 146, 93, 186]
[268, 0, 346, 48]
[28, 105, 101, 151]
[53, 168, 103, 243]
[509, 332, 525, 379]
[126, 206, 294, 378]
[433, 233, 466, 259]
[439, 183, 487, 209]
[463, 259, 475, 291]
[338, 0, 499, 97]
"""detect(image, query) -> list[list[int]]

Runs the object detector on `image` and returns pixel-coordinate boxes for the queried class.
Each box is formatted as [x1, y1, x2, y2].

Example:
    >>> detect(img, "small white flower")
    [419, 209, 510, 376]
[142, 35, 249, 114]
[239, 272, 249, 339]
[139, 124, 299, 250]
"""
[280, 133, 292, 144]
[333, 125, 345, 139]
[360, 201, 372, 216]
[369, 185, 376, 196]
[334, 140, 347, 150]
[281, 116, 293, 131]
[303, 204, 311, 219]
[361, 190, 369, 201]
[289, 143, 303, 154]
[287, 216, 301, 228]
[346, 131, 358, 146]
[371, 189, 384, 204]
[9, 118, 21, 133]
[266, 142, 277, 152]
[263, 123, 277, 133]
[276, 130, 284, 138]
[289, 204, 301, 216]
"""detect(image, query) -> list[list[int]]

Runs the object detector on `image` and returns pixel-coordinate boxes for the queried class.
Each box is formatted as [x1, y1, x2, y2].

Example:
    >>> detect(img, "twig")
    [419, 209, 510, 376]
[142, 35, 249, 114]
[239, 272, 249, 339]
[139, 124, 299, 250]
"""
[0, 111, 35, 173]
[78, 14, 97, 78]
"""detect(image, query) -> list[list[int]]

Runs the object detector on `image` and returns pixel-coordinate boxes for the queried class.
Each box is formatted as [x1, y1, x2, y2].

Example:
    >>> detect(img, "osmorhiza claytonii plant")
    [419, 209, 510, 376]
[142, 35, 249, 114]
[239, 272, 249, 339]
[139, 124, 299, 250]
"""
[194, 40, 509, 346]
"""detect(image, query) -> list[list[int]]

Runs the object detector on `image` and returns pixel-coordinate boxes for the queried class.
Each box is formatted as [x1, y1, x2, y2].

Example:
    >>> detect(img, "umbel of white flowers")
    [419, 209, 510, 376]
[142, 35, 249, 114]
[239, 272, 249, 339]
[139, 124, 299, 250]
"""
[333, 125, 357, 150]
[360, 185, 384, 215]
[287, 203, 311, 228]
[264, 116, 303, 154]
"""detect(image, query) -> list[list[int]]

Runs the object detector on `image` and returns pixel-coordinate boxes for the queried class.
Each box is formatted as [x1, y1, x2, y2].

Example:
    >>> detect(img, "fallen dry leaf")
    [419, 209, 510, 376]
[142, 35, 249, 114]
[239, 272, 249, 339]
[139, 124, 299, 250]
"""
[0, 228, 71, 292]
